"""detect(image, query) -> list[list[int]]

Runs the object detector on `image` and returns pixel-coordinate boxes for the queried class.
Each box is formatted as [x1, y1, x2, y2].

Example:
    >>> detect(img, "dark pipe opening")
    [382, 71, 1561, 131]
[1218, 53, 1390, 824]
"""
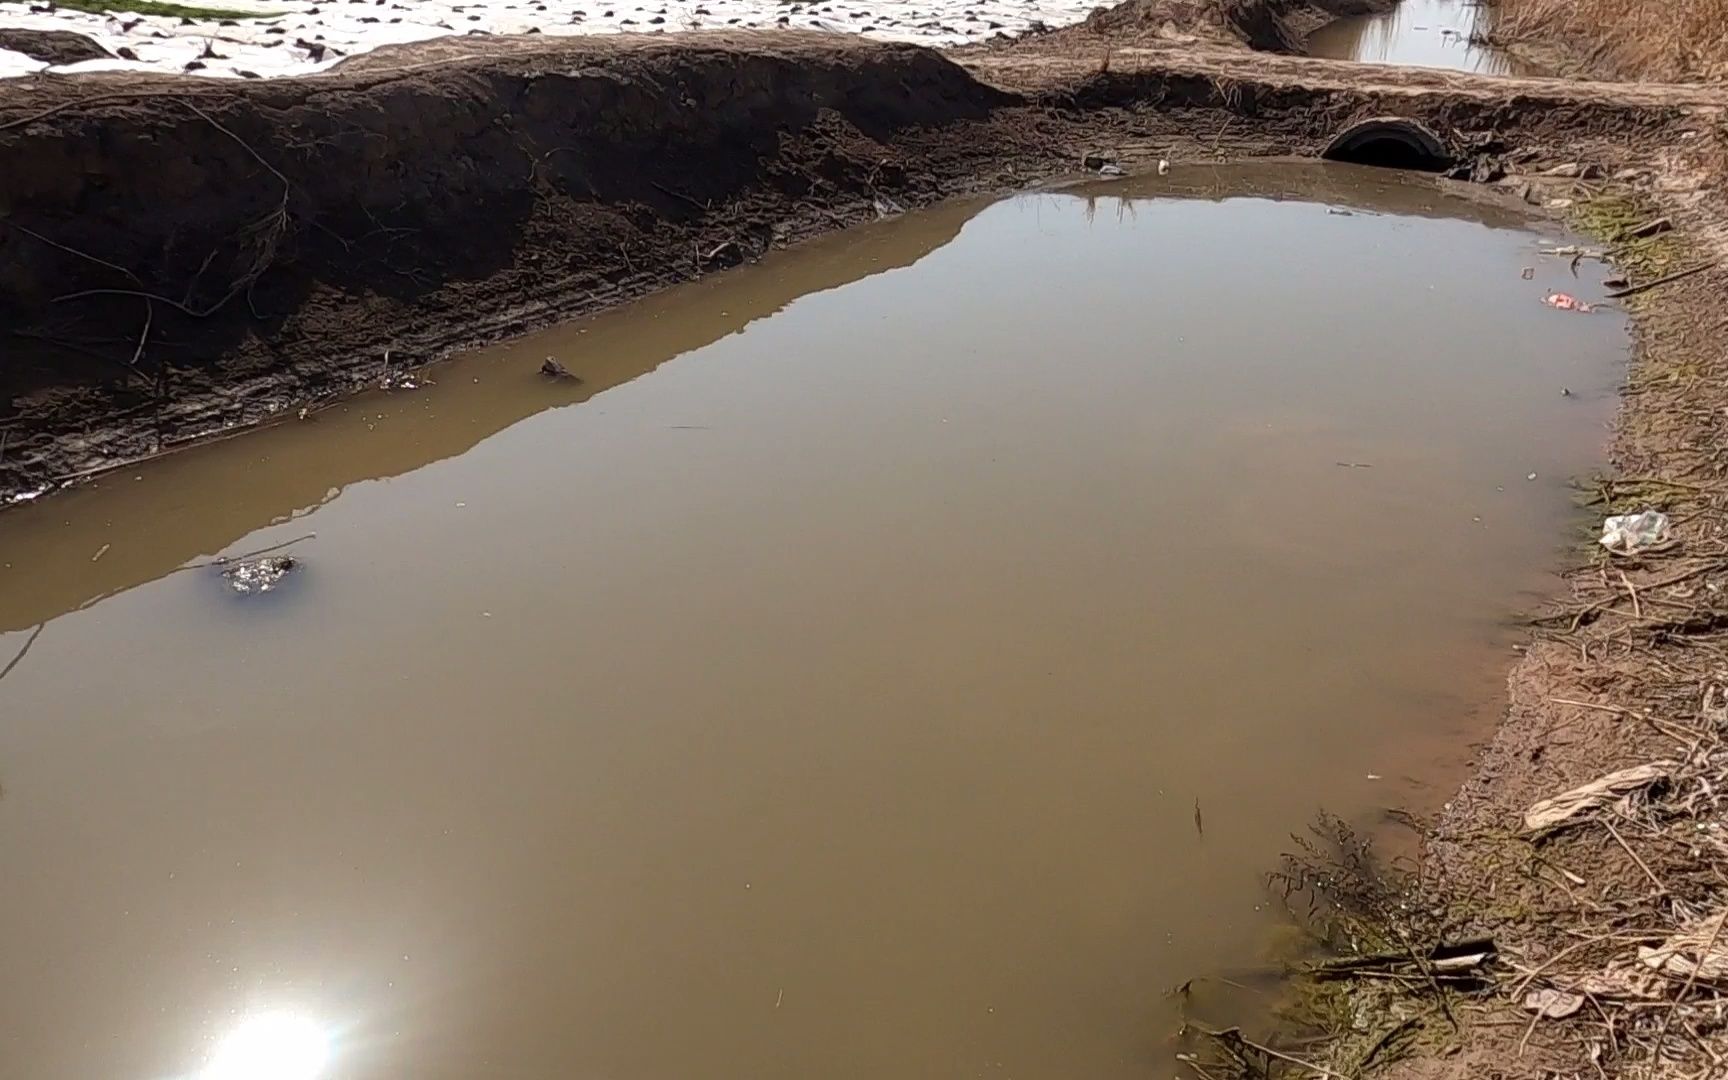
[1322, 118, 1451, 173]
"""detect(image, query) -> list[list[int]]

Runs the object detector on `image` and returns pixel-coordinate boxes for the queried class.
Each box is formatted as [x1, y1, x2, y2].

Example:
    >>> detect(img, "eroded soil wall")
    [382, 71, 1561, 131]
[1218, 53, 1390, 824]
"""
[0, 36, 1014, 490]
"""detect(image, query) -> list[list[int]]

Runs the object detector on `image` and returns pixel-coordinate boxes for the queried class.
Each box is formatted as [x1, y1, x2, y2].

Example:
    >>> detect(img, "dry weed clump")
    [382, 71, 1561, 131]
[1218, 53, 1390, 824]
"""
[1489, 0, 1728, 83]
[1171, 817, 1498, 1079]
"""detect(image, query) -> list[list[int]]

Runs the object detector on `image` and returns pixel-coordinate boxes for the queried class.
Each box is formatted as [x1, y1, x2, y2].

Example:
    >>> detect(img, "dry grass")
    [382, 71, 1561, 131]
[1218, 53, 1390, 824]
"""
[1490, 0, 1728, 82]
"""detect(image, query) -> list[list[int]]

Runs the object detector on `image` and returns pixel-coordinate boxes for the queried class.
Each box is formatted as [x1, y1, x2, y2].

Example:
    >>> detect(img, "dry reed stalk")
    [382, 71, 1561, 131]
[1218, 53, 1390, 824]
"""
[1491, 0, 1728, 82]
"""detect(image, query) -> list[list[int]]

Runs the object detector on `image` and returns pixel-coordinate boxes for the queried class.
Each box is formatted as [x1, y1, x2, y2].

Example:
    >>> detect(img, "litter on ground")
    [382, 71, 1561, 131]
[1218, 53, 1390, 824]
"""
[1600, 510, 1672, 553]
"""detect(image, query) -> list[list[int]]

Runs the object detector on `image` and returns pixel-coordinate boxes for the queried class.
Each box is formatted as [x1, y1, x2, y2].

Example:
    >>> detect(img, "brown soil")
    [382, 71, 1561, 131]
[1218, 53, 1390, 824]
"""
[0, 28, 111, 64]
[1025, 0, 1394, 53]
[4, 16, 1728, 1074]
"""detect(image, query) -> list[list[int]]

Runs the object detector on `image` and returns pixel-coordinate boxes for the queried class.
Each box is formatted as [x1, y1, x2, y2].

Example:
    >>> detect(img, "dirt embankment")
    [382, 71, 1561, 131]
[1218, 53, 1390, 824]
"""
[2, 24, 1717, 501]
[0, 36, 1014, 494]
[1039, 0, 1392, 53]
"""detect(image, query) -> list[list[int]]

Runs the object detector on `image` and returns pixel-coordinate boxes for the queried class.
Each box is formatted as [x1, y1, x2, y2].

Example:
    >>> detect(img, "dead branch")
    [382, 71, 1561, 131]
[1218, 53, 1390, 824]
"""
[1606, 262, 1718, 300]
[1202, 1027, 1347, 1079]
[0, 624, 45, 685]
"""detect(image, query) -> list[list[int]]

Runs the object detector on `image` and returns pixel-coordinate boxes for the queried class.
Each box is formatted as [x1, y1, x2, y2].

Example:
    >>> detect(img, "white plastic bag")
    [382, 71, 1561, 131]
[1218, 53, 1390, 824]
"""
[1600, 510, 1671, 553]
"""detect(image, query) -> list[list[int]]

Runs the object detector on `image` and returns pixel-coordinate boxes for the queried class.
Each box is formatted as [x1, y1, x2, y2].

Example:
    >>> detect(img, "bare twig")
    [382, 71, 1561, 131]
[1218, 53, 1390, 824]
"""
[651, 180, 710, 213]
[171, 533, 317, 574]
[3, 222, 142, 284]
[1203, 1027, 1348, 1079]
[0, 624, 45, 685]
[1621, 570, 1643, 619]
[1602, 816, 1667, 895]
[1210, 116, 1234, 156]
[1606, 262, 1717, 300]
[130, 298, 153, 370]
[1394, 927, 1459, 1031]
[1653, 909, 1728, 1053]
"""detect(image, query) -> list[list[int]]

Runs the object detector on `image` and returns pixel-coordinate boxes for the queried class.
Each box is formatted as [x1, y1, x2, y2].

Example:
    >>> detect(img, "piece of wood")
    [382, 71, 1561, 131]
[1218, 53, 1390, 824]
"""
[1606, 262, 1717, 299]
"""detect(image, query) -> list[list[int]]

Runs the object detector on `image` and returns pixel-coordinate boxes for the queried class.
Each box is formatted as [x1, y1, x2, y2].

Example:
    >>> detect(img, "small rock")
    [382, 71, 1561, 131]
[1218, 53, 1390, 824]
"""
[540, 357, 580, 381]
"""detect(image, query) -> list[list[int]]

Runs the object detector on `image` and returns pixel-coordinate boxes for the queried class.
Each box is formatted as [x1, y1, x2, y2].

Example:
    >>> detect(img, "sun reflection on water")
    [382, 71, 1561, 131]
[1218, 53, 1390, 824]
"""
[202, 1010, 330, 1080]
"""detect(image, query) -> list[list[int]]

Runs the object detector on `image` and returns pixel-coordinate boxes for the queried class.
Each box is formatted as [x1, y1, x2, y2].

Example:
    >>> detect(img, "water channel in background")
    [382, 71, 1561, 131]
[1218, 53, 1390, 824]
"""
[1308, 0, 1533, 75]
[0, 163, 1625, 1080]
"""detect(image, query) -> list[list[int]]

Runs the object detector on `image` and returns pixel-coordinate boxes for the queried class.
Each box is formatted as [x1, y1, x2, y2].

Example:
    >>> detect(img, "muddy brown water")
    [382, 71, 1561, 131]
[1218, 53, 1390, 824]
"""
[0, 164, 1625, 1080]
[1308, 0, 1530, 75]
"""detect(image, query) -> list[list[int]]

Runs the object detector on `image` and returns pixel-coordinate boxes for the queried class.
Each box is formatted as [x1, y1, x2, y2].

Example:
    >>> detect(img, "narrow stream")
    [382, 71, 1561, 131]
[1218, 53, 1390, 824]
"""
[1308, 0, 1529, 75]
[0, 164, 1623, 1080]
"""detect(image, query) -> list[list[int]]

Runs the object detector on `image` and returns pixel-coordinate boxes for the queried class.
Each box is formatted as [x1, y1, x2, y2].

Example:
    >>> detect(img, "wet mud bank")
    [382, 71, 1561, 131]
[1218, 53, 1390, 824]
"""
[1375, 209, 1728, 1077]
[0, 26, 1718, 500]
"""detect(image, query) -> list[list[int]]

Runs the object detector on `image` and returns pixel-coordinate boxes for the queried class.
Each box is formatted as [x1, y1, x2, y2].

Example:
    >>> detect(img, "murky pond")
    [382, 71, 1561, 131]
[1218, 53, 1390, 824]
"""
[1309, 0, 1529, 75]
[0, 164, 1623, 1080]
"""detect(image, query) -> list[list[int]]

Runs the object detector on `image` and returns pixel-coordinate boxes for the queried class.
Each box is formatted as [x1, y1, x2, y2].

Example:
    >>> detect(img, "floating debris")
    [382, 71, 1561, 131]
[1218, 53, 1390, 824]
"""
[223, 555, 299, 595]
[380, 369, 429, 391]
[1540, 244, 1603, 259]
[540, 357, 581, 381]
[1542, 291, 1594, 313]
[871, 194, 906, 219]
